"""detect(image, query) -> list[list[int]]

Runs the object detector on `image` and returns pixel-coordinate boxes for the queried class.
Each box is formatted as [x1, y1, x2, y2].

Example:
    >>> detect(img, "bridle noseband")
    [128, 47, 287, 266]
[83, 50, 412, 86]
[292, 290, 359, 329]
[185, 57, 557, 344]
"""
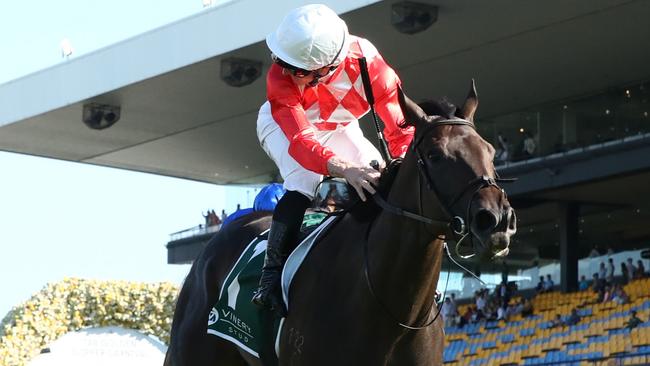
[366, 117, 514, 330]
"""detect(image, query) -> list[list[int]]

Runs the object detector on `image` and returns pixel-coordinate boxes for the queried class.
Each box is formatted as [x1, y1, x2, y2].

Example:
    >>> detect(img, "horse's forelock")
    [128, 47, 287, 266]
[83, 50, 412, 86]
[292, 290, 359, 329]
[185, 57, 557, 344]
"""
[418, 98, 457, 120]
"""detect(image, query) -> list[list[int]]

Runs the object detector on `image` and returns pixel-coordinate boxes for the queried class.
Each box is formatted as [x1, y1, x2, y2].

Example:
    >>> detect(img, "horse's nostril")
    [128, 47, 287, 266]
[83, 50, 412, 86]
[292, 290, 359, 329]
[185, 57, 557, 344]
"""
[507, 208, 517, 232]
[474, 209, 497, 232]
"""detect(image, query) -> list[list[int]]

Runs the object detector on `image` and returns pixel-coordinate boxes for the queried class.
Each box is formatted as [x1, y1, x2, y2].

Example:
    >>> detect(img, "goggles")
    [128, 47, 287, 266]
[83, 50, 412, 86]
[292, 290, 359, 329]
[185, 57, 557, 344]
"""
[271, 54, 339, 79]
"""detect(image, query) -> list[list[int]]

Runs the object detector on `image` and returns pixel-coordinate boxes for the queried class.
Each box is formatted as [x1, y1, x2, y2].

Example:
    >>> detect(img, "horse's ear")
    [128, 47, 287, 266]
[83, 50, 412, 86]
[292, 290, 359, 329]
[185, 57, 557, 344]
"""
[459, 79, 479, 122]
[398, 86, 427, 127]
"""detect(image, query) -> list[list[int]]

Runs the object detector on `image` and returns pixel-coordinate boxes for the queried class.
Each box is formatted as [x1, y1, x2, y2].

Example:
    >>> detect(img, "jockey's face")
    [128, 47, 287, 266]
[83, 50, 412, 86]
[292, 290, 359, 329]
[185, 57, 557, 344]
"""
[284, 68, 316, 86]
[283, 65, 336, 87]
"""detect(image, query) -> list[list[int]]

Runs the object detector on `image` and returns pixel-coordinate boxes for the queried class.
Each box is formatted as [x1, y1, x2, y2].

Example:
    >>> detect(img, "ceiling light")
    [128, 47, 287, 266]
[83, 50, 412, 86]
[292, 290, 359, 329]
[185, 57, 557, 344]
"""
[220, 58, 262, 87]
[391, 1, 438, 35]
[82, 103, 121, 130]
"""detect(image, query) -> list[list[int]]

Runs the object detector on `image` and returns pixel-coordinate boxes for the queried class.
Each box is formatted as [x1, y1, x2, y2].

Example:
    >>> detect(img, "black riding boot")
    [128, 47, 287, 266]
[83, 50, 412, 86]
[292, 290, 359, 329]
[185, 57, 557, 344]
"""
[252, 190, 310, 317]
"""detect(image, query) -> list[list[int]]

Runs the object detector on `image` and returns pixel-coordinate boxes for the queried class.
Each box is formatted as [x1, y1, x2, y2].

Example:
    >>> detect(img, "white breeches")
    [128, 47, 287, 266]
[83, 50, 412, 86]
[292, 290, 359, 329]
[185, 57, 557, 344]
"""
[257, 101, 382, 199]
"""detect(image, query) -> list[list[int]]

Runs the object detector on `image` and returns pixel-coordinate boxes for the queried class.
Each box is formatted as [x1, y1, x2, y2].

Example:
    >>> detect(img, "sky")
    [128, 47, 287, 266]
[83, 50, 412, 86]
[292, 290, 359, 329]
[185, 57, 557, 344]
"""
[0, 0, 254, 317]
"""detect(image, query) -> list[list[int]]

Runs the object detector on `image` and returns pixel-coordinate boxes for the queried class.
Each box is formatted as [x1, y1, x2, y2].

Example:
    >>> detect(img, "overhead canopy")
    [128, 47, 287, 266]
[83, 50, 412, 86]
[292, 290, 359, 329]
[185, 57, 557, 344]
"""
[1, 0, 649, 185]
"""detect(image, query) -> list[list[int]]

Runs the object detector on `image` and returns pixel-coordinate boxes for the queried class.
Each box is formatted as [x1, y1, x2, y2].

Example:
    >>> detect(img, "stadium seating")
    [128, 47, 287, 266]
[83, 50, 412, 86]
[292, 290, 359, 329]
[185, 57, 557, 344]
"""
[443, 278, 650, 365]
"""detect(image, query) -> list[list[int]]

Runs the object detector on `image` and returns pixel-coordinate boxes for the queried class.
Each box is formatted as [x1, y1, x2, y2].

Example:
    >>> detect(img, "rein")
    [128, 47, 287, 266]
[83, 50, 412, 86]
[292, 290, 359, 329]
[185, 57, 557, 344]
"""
[363, 117, 513, 330]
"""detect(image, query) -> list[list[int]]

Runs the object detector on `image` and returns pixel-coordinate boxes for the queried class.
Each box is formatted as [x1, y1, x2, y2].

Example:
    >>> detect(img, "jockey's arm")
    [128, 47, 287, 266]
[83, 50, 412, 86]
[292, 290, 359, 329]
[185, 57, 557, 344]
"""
[269, 81, 379, 201]
[364, 42, 414, 158]
[268, 74, 336, 176]
[326, 156, 378, 202]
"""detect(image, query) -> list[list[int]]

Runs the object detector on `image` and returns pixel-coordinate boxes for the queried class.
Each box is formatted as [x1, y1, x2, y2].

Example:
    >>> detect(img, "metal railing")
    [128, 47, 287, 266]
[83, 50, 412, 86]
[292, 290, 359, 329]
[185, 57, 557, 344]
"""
[169, 224, 221, 242]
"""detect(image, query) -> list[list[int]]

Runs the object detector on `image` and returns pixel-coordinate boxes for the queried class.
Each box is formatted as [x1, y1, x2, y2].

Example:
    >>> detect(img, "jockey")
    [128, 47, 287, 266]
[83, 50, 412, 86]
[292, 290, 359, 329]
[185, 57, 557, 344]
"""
[252, 4, 414, 315]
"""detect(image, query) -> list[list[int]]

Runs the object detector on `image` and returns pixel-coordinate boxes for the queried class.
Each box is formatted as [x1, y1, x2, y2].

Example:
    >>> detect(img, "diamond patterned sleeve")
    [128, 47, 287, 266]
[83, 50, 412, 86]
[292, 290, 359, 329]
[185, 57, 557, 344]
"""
[363, 42, 414, 158]
[267, 65, 336, 175]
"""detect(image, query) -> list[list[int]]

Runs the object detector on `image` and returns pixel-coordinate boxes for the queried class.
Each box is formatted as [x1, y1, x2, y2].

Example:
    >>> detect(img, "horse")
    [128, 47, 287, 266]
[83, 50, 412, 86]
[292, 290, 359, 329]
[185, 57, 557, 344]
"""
[164, 81, 517, 366]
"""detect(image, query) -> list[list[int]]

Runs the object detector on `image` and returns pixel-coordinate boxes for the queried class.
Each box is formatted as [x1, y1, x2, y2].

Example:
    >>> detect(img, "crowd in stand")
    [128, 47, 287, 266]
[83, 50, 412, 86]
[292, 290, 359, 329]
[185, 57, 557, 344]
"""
[442, 281, 533, 328]
[583, 257, 647, 302]
[442, 256, 648, 330]
[535, 274, 555, 293]
[201, 208, 237, 228]
[494, 131, 538, 165]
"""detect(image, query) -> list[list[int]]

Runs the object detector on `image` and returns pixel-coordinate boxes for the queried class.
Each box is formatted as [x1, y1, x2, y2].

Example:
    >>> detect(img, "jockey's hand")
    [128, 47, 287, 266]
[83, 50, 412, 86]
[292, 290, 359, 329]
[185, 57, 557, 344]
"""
[327, 156, 380, 202]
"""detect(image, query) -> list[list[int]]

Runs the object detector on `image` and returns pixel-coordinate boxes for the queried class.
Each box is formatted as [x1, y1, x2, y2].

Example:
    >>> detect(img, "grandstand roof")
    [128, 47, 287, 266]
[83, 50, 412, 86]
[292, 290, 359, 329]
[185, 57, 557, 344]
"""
[1, 0, 649, 185]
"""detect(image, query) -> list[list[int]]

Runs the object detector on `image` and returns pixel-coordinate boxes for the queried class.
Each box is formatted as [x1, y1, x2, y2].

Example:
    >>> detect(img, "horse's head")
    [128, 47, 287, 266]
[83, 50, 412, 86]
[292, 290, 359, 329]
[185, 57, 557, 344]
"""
[398, 81, 516, 259]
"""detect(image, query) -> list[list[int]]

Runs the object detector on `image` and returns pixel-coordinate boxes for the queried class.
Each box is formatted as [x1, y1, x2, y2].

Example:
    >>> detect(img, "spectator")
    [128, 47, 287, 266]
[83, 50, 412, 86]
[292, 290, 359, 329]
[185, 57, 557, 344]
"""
[481, 294, 495, 321]
[544, 274, 555, 292]
[203, 211, 210, 227]
[522, 132, 536, 159]
[449, 293, 459, 317]
[627, 258, 636, 280]
[221, 209, 228, 221]
[598, 262, 607, 282]
[625, 310, 643, 329]
[507, 301, 521, 318]
[550, 314, 564, 328]
[495, 133, 510, 163]
[521, 298, 534, 317]
[578, 275, 590, 291]
[621, 262, 630, 285]
[588, 246, 600, 258]
[441, 298, 456, 327]
[209, 209, 222, 226]
[497, 302, 508, 321]
[605, 246, 615, 255]
[593, 274, 607, 303]
[635, 260, 646, 279]
[602, 285, 614, 303]
[497, 281, 512, 307]
[536, 276, 546, 293]
[471, 307, 485, 323]
[565, 308, 581, 326]
[607, 258, 615, 283]
[612, 285, 630, 305]
[514, 299, 525, 314]
[592, 273, 606, 293]
[476, 292, 487, 313]
[458, 306, 474, 328]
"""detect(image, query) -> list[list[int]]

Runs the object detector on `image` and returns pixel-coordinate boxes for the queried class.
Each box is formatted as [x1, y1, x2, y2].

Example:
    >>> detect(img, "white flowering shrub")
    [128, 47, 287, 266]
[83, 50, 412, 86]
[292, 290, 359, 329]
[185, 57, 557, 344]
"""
[0, 278, 179, 366]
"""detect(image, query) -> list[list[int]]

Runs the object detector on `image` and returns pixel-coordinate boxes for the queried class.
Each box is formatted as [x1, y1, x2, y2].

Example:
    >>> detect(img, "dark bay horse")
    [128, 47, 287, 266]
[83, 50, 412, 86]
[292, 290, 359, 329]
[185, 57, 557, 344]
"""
[164, 82, 517, 366]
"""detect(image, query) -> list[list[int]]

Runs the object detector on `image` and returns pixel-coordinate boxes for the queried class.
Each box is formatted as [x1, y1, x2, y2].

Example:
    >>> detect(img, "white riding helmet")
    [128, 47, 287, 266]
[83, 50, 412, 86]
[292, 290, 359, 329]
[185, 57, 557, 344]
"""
[266, 4, 351, 71]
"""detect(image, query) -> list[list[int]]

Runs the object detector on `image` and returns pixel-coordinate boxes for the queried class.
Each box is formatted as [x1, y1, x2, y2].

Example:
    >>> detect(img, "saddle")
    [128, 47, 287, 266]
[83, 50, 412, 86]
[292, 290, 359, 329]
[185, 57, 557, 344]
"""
[312, 158, 403, 218]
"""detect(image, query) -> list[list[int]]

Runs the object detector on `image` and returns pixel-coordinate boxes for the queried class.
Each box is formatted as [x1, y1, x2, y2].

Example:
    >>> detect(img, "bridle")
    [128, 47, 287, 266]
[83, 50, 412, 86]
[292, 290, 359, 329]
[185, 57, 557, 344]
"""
[366, 117, 514, 330]
[374, 117, 514, 254]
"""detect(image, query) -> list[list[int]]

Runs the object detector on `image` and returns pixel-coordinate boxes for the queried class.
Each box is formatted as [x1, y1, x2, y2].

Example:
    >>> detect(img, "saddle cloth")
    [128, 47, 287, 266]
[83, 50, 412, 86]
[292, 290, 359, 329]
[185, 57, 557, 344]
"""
[207, 213, 337, 358]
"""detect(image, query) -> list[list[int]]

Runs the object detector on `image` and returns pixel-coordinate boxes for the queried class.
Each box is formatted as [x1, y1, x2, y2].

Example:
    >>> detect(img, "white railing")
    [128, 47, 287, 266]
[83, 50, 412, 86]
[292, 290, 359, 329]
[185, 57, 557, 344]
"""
[169, 224, 221, 242]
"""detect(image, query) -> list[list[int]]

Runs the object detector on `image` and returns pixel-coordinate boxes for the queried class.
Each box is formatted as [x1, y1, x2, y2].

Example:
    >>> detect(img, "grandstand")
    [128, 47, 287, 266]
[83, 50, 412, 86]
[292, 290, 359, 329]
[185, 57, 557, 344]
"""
[443, 278, 650, 366]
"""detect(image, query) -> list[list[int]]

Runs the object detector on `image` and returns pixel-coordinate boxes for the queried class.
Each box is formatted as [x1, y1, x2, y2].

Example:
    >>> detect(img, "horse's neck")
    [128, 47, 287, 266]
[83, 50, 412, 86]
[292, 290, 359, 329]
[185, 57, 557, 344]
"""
[368, 153, 447, 325]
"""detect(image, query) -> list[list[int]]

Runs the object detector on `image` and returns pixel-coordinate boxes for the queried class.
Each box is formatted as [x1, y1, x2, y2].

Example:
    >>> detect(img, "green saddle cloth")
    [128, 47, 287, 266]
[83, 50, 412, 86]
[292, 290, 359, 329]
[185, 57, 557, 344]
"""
[207, 212, 327, 359]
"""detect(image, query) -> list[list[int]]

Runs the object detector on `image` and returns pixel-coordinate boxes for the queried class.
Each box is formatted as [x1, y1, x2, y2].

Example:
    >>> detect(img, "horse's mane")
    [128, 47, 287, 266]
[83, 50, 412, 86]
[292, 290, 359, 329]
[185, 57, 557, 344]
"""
[418, 97, 459, 119]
